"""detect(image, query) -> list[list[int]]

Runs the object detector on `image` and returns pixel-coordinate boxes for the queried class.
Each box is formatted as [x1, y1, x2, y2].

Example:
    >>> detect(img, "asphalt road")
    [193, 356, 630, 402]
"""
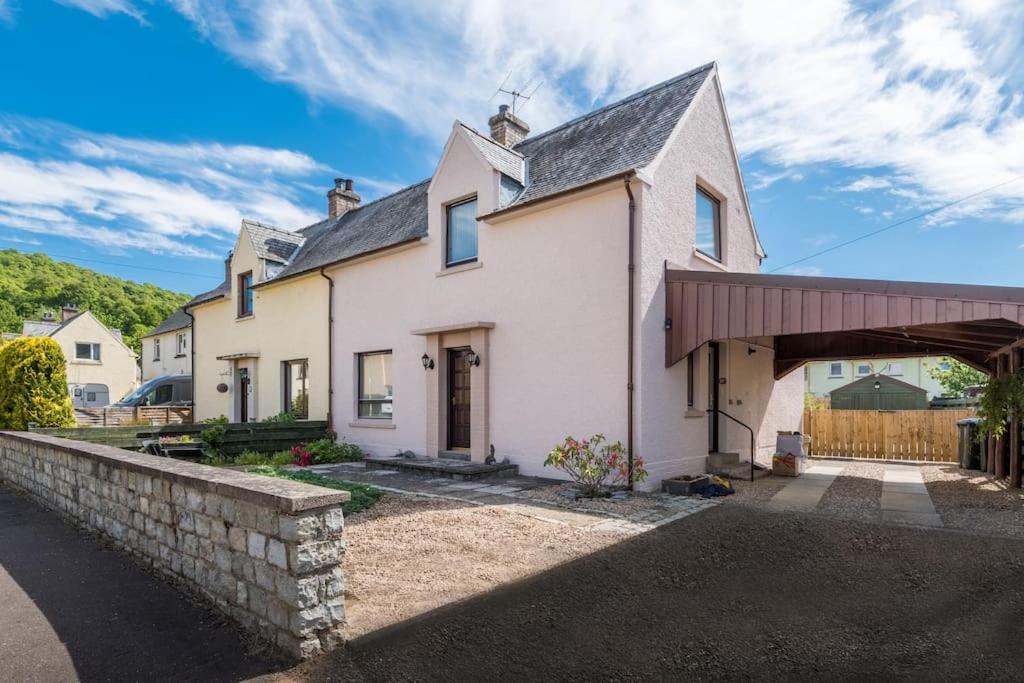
[296, 503, 1024, 682]
[0, 486, 284, 683]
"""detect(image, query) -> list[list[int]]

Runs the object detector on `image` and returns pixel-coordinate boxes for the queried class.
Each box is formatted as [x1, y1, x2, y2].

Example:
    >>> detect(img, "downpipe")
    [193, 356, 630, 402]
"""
[320, 267, 335, 430]
[623, 174, 636, 489]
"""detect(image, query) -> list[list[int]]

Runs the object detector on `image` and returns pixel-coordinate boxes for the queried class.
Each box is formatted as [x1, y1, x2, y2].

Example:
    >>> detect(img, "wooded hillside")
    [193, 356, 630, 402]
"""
[0, 250, 191, 353]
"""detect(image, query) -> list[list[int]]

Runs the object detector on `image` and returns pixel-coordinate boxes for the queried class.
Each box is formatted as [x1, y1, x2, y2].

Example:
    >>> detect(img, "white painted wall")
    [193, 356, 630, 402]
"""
[141, 328, 191, 381]
[806, 357, 947, 398]
[327, 128, 628, 477]
[51, 312, 138, 405]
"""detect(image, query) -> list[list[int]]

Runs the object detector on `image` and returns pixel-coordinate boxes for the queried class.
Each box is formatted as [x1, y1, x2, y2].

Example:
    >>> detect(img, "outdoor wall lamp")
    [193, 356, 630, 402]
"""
[421, 353, 435, 370]
[873, 381, 881, 391]
[466, 349, 481, 367]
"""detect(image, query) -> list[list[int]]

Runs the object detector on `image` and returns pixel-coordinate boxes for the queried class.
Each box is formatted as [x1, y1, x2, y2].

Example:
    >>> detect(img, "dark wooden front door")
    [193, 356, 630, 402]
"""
[707, 342, 720, 452]
[448, 348, 472, 449]
[238, 368, 250, 423]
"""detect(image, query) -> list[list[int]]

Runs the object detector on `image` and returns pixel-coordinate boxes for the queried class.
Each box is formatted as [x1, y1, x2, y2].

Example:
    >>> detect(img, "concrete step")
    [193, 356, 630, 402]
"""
[710, 462, 771, 481]
[707, 452, 740, 468]
[364, 455, 519, 481]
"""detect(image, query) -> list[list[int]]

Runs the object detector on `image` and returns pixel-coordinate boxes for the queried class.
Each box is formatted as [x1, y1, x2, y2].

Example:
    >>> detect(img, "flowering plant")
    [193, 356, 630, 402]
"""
[543, 434, 647, 497]
[291, 443, 313, 467]
[159, 435, 194, 444]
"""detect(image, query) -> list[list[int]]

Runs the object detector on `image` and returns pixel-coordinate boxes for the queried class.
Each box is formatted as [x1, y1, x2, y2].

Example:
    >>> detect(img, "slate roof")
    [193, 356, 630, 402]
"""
[270, 180, 430, 281]
[21, 310, 124, 342]
[508, 62, 714, 208]
[141, 308, 192, 339]
[242, 219, 305, 263]
[459, 123, 525, 183]
[187, 62, 724, 302]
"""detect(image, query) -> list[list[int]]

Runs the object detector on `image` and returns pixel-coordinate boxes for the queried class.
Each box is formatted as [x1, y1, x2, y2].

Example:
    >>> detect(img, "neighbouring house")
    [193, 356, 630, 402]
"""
[187, 62, 806, 489]
[186, 219, 324, 423]
[19, 306, 138, 408]
[140, 308, 192, 381]
[805, 357, 947, 399]
[828, 373, 929, 410]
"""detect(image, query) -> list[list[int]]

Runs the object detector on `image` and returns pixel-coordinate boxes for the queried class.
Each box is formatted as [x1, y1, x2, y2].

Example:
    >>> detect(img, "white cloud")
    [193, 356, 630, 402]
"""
[801, 233, 837, 248]
[749, 168, 805, 191]
[781, 265, 825, 277]
[0, 1, 12, 24]
[54, 0, 145, 22]
[839, 176, 893, 192]
[164, 0, 1024, 225]
[0, 116, 330, 258]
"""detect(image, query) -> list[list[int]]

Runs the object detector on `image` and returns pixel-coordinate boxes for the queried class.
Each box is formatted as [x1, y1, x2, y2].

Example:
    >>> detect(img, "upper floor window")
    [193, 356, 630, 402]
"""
[446, 198, 478, 267]
[358, 351, 393, 419]
[75, 342, 101, 361]
[856, 363, 871, 376]
[695, 187, 721, 261]
[176, 332, 188, 357]
[828, 362, 844, 378]
[153, 338, 161, 361]
[238, 271, 254, 317]
[885, 362, 904, 376]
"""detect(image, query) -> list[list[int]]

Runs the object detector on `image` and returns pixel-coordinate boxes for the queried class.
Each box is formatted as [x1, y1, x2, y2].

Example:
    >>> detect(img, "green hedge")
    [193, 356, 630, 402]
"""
[0, 337, 75, 430]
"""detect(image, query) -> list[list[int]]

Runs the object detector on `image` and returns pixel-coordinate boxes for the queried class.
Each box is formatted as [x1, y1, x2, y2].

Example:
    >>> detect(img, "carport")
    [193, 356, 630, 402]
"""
[664, 269, 1024, 487]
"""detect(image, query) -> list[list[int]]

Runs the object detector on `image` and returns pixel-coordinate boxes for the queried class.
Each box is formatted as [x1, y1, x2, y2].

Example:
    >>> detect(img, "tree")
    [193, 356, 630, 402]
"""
[926, 356, 988, 398]
[0, 337, 76, 429]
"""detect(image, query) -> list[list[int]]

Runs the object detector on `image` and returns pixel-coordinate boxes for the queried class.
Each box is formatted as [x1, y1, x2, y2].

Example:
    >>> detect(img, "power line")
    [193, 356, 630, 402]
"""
[1, 247, 222, 280]
[768, 174, 1024, 274]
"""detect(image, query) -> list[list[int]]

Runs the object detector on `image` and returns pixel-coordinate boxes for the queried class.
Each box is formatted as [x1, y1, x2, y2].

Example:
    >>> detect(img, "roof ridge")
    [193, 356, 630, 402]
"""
[514, 61, 715, 149]
[243, 218, 302, 238]
[297, 177, 432, 234]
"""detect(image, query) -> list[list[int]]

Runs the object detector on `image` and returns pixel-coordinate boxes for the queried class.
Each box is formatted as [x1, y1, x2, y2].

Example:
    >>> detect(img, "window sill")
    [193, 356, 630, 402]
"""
[693, 248, 727, 271]
[684, 409, 705, 419]
[174, 354, 187, 359]
[437, 260, 482, 277]
[349, 420, 396, 430]
[236, 314, 254, 321]
[72, 359, 102, 365]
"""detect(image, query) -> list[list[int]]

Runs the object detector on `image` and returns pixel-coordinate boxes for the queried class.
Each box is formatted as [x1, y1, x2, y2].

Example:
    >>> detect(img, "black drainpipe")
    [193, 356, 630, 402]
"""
[319, 267, 335, 430]
[623, 174, 636, 488]
[183, 306, 196, 419]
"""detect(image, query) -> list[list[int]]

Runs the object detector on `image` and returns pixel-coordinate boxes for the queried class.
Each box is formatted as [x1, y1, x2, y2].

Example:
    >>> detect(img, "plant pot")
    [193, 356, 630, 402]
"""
[662, 475, 710, 496]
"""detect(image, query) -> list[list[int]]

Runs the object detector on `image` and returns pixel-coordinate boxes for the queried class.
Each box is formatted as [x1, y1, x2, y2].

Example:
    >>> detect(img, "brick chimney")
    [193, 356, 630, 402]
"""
[224, 251, 232, 284]
[488, 105, 529, 147]
[61, 304, 79, 322]
[327, 178, 361, 220]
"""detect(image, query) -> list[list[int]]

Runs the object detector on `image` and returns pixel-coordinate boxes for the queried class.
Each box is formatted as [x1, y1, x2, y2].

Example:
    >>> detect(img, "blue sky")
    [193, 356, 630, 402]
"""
[0, 0, 1022, 295]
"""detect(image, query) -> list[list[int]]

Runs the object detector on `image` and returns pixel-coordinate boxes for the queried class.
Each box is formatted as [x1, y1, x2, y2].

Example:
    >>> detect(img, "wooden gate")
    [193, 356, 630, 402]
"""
[803, 409, 976, 462]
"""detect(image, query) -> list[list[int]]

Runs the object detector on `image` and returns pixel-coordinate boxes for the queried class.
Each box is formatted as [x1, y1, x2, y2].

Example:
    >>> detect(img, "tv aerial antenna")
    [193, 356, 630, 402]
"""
[490, 72, 544, 117]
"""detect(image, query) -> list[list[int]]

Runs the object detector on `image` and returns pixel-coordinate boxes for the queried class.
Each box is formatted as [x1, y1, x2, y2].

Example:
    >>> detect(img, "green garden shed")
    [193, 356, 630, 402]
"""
[829, 373, 929, 410]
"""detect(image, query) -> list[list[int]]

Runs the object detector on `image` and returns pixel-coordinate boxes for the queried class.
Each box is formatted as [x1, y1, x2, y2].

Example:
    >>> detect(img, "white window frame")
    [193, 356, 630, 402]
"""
[695, 186, 723, 262]
[153, 338, 161, 362]
[357, 350, 394, 419]
[886, 362, 904, 376]
[75, 342, 101, 362]
[856, 363, 871, 376]
[176, 332, 187, 357]
[828, 362, 844, 378]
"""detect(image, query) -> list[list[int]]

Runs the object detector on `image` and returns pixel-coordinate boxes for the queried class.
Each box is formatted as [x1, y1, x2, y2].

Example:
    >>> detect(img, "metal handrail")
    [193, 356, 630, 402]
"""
[710, 408, 756, 481]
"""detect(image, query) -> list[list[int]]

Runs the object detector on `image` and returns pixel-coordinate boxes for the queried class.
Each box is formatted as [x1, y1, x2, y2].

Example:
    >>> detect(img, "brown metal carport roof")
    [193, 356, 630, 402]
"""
[664, 270, 1024, 378]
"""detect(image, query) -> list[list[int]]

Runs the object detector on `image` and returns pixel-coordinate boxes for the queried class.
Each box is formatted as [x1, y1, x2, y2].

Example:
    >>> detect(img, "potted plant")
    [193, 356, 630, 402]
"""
[661, 474, 710, 496]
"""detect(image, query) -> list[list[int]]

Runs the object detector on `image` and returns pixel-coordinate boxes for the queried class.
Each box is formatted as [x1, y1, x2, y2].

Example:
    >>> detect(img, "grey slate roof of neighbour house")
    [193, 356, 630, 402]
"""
[187, 62, 725, 302]
[269, 180, 430, 282]
[141, 308, 192, 339]
[459, 123, 525, 183]
[21, 320, 60, 336]
[242, 219, 306, 263]
[507, 62, 714, 208]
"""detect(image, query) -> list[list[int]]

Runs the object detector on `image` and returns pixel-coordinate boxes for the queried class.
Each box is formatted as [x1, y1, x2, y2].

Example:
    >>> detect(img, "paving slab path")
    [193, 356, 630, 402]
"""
[0, 486, 283, 683]
[881, 464, 943, 527]
[768, 463, 845, 511]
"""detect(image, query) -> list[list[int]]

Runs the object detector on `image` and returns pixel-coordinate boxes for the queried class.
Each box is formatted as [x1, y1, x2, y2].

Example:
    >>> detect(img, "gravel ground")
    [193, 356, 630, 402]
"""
[922, 464, 1024, 538]
[340, 495, 625, 638]
[816, 460, 885, 521]
[728, 473, 790, 504]
[517, 482, 666, 515]
[276, 504, 1024, 681]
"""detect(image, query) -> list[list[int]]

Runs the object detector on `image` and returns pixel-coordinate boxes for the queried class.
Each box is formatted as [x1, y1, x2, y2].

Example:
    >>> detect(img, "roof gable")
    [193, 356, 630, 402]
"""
[831, 373, 927, 396]
[241, 219, 305, 263]
[142, 308, 192, 338]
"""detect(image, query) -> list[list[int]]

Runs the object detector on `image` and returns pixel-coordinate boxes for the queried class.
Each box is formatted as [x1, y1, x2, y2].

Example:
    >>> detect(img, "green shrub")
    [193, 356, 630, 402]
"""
[233, 450, 270, 466]
[199, 416, 229, 456]
[261, 411, 297, 423]
[0, 337, 75, 429]
[304, 437, 363, 465]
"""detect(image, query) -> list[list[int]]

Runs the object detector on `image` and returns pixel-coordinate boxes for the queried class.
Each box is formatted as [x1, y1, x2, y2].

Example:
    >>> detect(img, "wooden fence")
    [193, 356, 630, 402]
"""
[73, 406, 193, 427]
[30, 421, 329, 457]
[803, 409, 976, 462]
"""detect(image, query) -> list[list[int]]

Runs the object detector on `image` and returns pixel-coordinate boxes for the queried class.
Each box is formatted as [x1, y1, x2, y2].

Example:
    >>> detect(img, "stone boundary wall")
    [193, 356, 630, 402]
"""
[0, 431, 350, 659]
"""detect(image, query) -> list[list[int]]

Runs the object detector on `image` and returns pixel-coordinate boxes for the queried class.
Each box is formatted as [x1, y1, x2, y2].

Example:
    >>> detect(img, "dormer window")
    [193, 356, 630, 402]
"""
[696, 187, 721, 261]
[446, 198, 478, 267]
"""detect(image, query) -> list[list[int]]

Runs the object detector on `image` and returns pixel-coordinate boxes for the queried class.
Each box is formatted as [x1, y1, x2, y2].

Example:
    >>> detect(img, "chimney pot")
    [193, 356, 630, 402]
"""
[334, 177, 344, 189]
[61, 304, 79, 322]
[488, 106, 529, 147]
[344, 178, 353, 192]
[224, 252, 232, 284]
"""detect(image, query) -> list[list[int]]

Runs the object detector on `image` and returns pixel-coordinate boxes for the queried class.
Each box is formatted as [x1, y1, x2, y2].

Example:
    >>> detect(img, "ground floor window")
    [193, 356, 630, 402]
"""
[686, 352, 695, 407]
[358, 351, 393, 419]
[283, 359, 309, 418]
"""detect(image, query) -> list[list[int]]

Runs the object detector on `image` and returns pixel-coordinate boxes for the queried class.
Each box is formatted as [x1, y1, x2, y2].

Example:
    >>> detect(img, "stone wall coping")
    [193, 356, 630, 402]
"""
[0, 431, 350, 513]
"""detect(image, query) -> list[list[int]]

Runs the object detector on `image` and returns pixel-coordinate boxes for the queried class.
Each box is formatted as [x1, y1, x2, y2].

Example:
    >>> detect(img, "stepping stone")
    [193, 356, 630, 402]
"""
[479, 485, 523, 495]
[768, 464, 844, 511]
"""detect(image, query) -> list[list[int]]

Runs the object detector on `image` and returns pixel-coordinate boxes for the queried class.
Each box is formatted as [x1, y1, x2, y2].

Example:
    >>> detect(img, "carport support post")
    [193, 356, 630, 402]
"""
[995, 354, 1006, 480]
[1012, 349, 1022, 488]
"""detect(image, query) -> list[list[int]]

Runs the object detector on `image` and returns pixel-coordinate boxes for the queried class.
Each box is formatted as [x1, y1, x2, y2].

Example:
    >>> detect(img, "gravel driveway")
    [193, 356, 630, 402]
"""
[277, 503, 1024, 682]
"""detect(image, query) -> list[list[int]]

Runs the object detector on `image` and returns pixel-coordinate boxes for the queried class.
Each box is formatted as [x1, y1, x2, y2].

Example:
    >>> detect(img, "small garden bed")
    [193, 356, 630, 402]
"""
[248, 465, 383, 516]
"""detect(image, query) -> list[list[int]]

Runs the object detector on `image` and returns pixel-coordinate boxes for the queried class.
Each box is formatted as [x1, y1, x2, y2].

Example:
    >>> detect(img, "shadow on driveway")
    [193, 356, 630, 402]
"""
[297, 503, 1024, 681]
[0, 486, 285, 682]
